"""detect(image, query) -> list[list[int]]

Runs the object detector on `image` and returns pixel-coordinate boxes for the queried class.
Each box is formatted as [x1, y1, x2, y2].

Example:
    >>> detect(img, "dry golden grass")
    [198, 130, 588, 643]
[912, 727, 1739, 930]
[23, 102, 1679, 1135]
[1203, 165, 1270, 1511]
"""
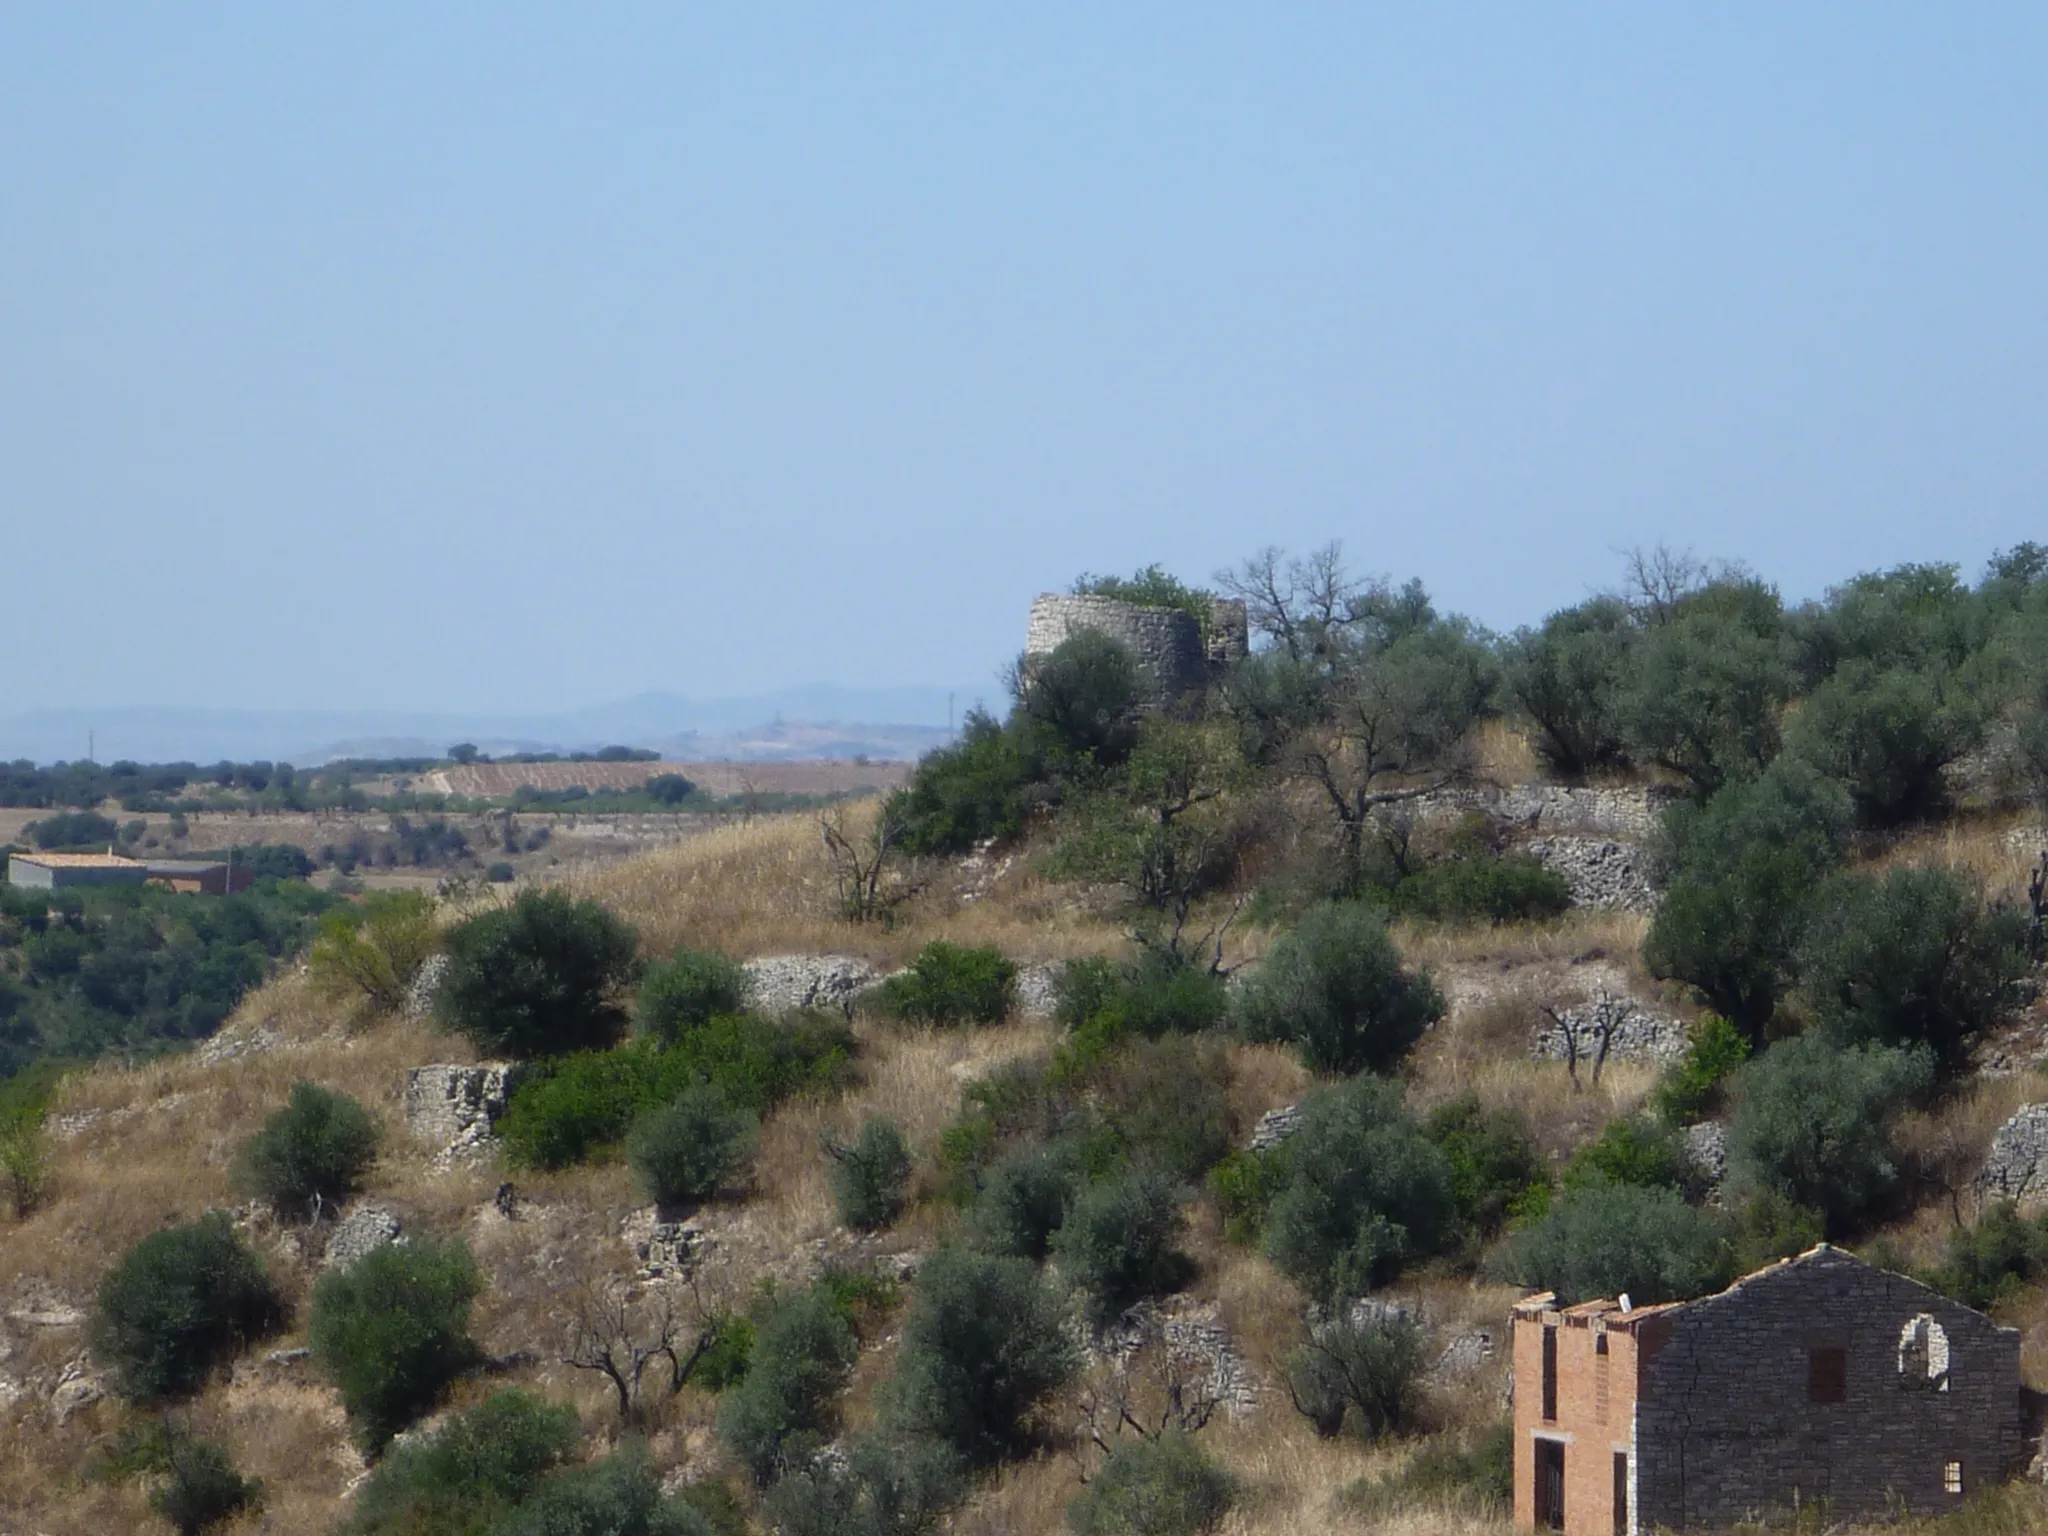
[1471, 719, 1540, 787]
[1865, 811, 2043, 905]
[564, 805, 1138, 967]
[33, 784, 2048, 1534]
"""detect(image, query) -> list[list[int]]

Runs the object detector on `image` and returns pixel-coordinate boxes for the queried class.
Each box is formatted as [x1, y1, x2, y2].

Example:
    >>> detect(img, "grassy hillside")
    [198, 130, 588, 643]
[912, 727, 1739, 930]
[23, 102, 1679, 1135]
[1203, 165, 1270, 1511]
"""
[16, 547, 2048, 1534]
[2, 789, 2046, 1535]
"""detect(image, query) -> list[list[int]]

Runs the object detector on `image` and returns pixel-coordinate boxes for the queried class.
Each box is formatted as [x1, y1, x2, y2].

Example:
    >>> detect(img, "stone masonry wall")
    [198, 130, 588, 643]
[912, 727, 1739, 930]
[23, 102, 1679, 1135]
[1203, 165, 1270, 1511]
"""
[1633, 1247, 2021, 1528]
[1024, 593, 1230, 707]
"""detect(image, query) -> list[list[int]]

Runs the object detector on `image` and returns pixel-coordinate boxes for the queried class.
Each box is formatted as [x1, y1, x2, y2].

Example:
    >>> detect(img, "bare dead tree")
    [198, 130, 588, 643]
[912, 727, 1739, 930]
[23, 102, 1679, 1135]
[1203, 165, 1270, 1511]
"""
[1544, 992, 1635, 1090]
[1215, 542, 1365, 665]
[1073, 1314, 1225, 1480]
[819, 806, 914, 924]
[560, 1273, 730, 1425]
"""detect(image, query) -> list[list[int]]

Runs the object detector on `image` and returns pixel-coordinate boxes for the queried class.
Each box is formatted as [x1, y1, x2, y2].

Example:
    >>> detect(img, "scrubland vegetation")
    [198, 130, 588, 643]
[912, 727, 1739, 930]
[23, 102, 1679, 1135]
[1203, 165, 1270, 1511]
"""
[11, 544, 2048, 1532]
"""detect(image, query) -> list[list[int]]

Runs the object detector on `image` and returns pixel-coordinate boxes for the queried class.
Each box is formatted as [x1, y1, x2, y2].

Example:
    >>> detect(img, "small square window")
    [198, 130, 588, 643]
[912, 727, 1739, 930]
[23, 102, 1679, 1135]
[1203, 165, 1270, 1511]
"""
[1944, 1460, 1964, 1496]
[1808, 1347, 1847, 1404]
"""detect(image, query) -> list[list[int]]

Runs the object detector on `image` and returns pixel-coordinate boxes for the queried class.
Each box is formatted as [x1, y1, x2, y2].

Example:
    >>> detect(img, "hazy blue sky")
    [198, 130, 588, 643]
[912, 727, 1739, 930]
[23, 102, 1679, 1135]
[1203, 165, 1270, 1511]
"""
[4, 6, 2044, 715]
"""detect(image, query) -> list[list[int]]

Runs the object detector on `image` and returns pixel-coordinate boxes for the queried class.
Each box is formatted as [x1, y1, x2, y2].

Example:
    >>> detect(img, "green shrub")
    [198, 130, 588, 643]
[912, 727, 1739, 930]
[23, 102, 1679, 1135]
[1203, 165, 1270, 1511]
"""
[1784, 660, 1982, 827]
[628, 1086, 757, 1209]
[501, 1048, 658, 1169]
[1492, 1182, 1735, 1305]
[1505, 598, 1636, 777]
[1261, 1075, 1455, 1302]
[831, 1116, 913, 1231]
[636, 948, 749, 1047]
[1073, 564, 1215, 622]
[1562, 1119, 1693, 1195]
[1345, 1423, 1513, 1519]
[310, 1235, 484, 1451]
[344, 1389, 579, 1534]
[763, 1433, 965, 1536]
[1055, 951, 1229, 1053]
[1051, 1169, 1190, 1325]
[92, 1213, 283, 1403]
[1068, 1432, 1235, 1536]
[876, 942, 1016, 1026]
[1650, 1014, 1750, 1125]
[693, 1315, 756, 1393]
[885, 711, 1036, 856]
[882, 1245, 1080, 1466]
[661, 1009, 856, 1114]
[1797, 865, 2030, 1074]
[435, 888, 641, 1057]
[486, 861, 517, 884]
[235, 1081, 379, 1218]
[28, 809, 120, 850]
[716, 1286, 859, 1484]
[1642, 760, 1853, 1036]
[1926, 1201, 2048, 1312]
[150, 1437, 261, 1536]
[1727, 1033, 1932, 1236]
[306, 890, 440, 1015]
[1016, 630, 1143, 769]
[1617, 583, 1793, 793]
[502, 1445, 713, 1536]
[500, 1013, 853, 1171]
[1390, 855, 1571, 926]
[1283, 1311, 1425, 1439]
[1731, 1187, 1827, 1271]
[972, 1143, 1083, 1260]
[1424, 1096, 1546, 1238]
[1, 1119, 49, 1219]
[1207, 1148, 1287, 1246]
[1095, 1036, 1231, 1182]
[1233, 903, 1443, 1075]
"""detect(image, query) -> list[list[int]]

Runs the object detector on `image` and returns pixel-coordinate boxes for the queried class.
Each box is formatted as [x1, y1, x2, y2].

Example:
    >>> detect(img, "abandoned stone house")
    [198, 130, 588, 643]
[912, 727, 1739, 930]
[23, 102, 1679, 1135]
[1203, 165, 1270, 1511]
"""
[1512, 1244, 2023, 1534]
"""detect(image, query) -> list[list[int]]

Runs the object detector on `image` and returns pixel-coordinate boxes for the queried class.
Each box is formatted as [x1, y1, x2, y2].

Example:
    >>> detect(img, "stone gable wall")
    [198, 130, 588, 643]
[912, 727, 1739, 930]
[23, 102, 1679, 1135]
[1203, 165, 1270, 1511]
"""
[1633, 1249, 2021, 1527]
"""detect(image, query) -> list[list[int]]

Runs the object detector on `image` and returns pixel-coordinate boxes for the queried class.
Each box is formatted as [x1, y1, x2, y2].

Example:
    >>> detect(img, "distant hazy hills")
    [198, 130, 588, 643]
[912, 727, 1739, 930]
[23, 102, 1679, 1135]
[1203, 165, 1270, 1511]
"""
[0, 685, 996, 765]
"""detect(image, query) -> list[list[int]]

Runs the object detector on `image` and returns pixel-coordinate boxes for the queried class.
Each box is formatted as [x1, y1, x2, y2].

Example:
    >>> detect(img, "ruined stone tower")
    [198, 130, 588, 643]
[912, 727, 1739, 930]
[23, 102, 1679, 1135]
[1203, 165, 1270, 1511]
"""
[1023, 593, 1249, 707]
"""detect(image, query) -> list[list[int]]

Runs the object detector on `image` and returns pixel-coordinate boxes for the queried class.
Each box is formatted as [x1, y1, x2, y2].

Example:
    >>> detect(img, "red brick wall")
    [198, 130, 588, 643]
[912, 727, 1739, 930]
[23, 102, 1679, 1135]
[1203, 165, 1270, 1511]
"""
[1513, 1309, 1642, 1536]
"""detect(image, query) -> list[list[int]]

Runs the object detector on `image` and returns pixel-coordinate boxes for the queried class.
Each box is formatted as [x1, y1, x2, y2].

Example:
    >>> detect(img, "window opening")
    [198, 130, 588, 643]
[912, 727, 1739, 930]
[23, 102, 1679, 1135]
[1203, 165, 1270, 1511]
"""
[1899, 1315, 1951, 1392]
[1943, 1460, 1964, 1495]
[1542, 1325, 1558, 1421]
[1807, 1346, 1847, 1404]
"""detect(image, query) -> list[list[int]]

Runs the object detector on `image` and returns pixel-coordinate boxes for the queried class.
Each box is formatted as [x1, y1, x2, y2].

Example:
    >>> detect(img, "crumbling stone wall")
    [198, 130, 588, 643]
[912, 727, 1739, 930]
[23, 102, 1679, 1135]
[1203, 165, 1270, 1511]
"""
[1633, 1246, 2021, 1527]
[1977, 1103, 2048, 1208]
[1415, 782, 1682, 839]
[402, 1063, 512, 1156]
[1024, 593, 1247, 707]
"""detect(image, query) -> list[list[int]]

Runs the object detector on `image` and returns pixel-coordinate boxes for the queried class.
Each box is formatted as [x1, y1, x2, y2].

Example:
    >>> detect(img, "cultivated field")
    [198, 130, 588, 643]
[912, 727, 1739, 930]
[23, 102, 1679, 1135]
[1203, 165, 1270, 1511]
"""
[418, 759, 912, 798]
